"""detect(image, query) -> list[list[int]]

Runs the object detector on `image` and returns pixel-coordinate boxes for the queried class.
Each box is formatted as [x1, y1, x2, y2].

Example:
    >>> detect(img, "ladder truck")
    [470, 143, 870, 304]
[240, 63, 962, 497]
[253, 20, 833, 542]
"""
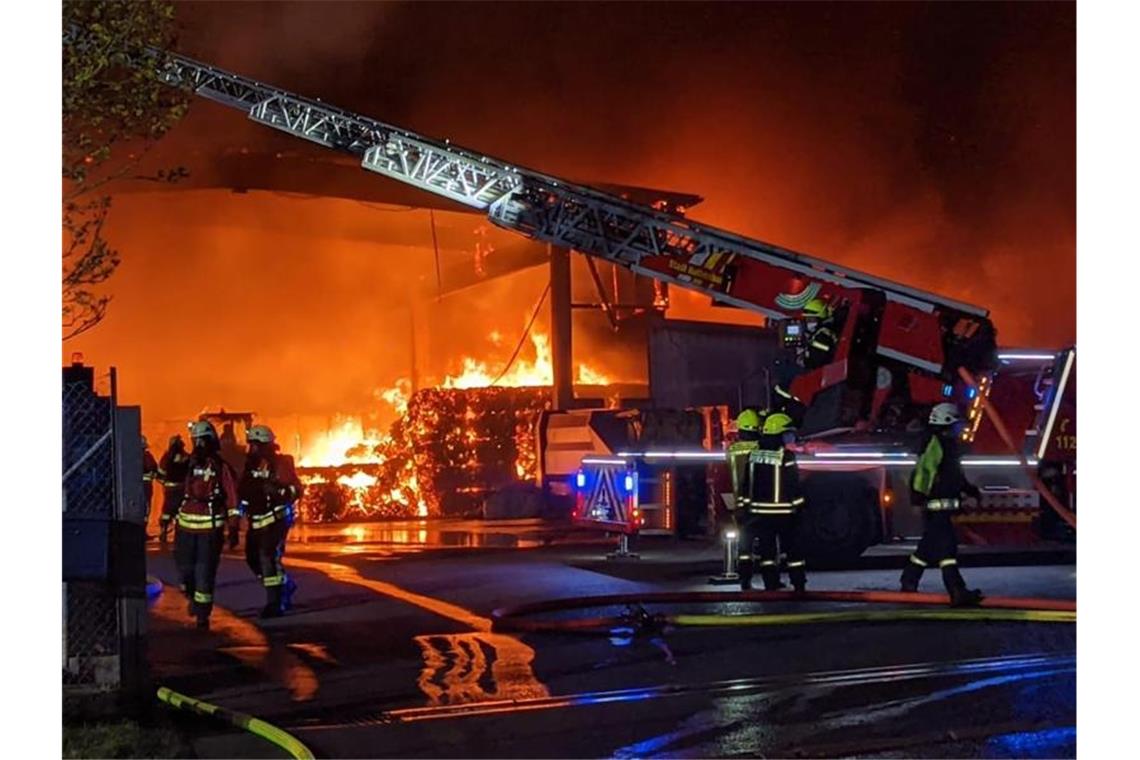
[71, 32, 1071, 556]
[91, 34, 998, 435]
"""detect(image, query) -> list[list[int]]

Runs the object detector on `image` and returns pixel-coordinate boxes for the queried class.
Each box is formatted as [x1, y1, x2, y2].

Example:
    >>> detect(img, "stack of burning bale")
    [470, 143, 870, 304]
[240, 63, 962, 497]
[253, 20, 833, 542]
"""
[403, 386, 550, 516]
[297, 386, 551, 521]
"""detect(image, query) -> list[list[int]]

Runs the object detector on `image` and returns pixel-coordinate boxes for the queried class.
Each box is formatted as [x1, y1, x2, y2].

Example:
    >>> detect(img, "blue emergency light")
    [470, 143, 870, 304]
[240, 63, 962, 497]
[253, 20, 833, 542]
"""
[576, 471, 586, 489]
[624, 474, 635, 492]
[966, 387, 978, 400]
[942, 384, 954, 397]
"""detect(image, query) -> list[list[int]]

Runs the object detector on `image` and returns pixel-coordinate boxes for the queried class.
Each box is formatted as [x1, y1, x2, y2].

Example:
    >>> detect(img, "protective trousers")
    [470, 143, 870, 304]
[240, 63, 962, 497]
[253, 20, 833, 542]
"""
[900, 509, 981, 605]
[737, 512, 806, 591]
[246, 521, 288, 616]
[174, 528, 225, 623]
[913, 510, 958, 567]
[159, 487, 183, 541]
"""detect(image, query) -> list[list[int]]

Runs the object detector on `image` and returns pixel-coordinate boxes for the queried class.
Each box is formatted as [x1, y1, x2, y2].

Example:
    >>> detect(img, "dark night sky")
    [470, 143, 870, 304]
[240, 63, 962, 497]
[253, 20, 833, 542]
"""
[71, 0, 1075, 445]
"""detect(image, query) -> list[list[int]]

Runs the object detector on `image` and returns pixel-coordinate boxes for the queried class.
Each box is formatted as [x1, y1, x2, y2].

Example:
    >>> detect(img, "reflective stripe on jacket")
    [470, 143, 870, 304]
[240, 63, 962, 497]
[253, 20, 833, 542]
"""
[177, 452, 238, 532]
[745, 434, 804, 514]
[726, 440, 759, 510]
[239, 450, 303, 529]
[911, 430, 974, 510]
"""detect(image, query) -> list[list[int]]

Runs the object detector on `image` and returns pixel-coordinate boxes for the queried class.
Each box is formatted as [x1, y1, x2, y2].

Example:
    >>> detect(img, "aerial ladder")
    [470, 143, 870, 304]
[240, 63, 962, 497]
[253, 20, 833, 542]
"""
[68, 31, 998, 436]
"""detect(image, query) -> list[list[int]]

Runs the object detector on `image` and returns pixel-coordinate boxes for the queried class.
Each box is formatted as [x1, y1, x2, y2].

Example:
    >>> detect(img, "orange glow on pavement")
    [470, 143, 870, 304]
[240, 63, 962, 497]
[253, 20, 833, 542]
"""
[286, 557, 549, 705]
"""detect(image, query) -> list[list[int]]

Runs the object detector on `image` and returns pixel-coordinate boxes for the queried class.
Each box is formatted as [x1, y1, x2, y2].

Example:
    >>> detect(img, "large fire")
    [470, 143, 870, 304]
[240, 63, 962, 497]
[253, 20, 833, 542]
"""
[294, 328, 614, 522]
[441, 332, 608, 390]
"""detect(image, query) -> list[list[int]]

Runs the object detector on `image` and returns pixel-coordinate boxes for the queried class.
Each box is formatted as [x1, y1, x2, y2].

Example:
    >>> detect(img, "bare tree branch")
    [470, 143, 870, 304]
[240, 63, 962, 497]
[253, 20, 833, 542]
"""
[62, 0, 187, 342]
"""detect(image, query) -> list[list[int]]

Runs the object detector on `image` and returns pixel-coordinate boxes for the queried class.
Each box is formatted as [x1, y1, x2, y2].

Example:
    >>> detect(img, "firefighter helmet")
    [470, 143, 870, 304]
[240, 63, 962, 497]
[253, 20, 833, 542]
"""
[803, 298, 832, 319]
[736, 409, 762, 433]
[929, 402, 962, 426]
[247, 424, 276, 444]
[189, 420, 218, 441]
[762, 412, 795, 435]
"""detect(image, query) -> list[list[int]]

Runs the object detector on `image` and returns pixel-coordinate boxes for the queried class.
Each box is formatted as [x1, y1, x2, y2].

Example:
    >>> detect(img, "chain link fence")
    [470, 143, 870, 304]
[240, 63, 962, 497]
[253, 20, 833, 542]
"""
[63, 370, 122, 692]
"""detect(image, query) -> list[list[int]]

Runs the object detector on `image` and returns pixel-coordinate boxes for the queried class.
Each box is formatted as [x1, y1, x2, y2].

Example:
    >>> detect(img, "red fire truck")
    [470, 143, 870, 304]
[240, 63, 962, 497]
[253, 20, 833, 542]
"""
[558, 346, 1074, 561]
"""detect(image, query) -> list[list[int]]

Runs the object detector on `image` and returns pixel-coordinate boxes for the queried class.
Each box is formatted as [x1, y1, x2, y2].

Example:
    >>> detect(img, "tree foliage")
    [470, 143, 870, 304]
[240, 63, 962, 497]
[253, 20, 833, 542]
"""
[63, 0, 188, 340]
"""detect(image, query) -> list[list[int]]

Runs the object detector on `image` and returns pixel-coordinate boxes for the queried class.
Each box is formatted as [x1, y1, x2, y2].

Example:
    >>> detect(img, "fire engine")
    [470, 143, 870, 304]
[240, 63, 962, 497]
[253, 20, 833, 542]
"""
[70, 30, 1074, 556]
[554, 346, 1075, 560]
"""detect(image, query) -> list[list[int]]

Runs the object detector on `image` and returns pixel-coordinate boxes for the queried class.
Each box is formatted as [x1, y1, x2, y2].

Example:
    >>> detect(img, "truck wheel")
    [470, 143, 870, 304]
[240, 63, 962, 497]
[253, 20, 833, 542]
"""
[796, 473, 882, 566]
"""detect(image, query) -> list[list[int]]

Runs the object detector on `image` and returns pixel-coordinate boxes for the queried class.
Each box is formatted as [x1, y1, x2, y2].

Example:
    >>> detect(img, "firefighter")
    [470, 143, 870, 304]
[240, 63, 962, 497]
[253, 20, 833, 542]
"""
[238, 424, 303, 618]
[141, 436, 159, 526]
[157, 435, 190, 544]
[727, 409, 763, 514]
[740, 412, 807, 592]
[175, 420, 239, 629]
[899, 402, 985, 606]
[772, 384, 807, 428]
[802, 297, 839, 370]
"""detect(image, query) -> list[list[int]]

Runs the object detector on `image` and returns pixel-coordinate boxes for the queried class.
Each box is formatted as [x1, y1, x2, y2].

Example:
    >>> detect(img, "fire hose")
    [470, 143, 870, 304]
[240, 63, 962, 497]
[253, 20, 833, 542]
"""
[148, 580, 314, 759]
[491, 590, 1075, 634]
[157, 687, 315, 760]
[958, 367, 1077, 530]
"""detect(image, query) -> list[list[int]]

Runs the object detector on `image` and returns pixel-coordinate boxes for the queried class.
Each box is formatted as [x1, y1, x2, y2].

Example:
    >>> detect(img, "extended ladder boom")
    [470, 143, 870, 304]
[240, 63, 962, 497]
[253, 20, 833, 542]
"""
[110, 38, 986, 324]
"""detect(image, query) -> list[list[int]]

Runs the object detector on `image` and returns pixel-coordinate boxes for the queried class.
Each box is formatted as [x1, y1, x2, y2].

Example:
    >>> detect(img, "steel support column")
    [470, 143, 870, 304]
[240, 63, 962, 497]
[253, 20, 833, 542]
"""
[550, 244, 574, 410]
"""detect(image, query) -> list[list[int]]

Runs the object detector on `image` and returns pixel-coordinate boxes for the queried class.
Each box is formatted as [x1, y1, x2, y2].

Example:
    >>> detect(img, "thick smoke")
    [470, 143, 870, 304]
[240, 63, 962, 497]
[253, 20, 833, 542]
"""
[70, 1, 1074, 449]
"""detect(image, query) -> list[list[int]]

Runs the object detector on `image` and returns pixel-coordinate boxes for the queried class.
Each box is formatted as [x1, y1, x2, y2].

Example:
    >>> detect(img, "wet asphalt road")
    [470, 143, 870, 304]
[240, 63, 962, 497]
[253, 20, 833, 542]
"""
[146, 534, 1076, 758]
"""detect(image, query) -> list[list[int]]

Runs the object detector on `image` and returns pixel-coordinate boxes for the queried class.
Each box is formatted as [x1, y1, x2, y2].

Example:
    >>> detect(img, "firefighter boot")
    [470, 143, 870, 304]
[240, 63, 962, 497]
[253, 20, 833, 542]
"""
[182, 584, 196, 617]
[739, 559, 754, 591]
[942, 565, 984, 607]
[260, 586, 284, 619]
[760, 565, 782, 591]
[900, 560, 925, 593]
[788, 565, 807, 594]
[196, 606, 211, 630]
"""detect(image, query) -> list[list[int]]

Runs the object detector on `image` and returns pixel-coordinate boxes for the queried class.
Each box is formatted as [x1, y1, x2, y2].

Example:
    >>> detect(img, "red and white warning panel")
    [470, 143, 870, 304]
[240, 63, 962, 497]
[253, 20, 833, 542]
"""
[572, 457, 642, 534]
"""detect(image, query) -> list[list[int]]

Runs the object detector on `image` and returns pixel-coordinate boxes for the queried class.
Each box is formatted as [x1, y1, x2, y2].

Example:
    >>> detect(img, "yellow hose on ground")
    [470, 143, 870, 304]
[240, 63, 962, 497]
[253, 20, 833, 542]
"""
[157, 686, 315, 760]
[671, 608, 1075, 627]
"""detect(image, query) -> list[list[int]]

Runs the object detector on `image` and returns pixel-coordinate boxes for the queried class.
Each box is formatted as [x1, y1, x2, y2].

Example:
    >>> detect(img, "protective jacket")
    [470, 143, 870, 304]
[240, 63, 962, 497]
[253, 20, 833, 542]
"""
[159, 447, 190, 489]
[911, 430, 979, 511]
[744, 433, 805, 514]
[142, 450, 159, 485]
[726, 440, 759, 511]
[238, 449, 303, 530]
[804, 322, 838, 369]
[178, 451, 239, 531]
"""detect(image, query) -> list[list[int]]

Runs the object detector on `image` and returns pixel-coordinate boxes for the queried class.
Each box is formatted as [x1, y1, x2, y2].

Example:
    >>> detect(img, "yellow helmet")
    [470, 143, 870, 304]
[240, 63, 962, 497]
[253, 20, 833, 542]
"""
[803, 298, 832, 319]
[736, 409, 762, 433]
[247, 424, 276, 444]
[762, 412, 795, 435]
[189, 420, 218, 441]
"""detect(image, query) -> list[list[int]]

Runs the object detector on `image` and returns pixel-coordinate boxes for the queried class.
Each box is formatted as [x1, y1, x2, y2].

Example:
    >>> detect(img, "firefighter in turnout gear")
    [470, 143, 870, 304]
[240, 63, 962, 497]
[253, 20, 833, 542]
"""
[175, 421, 239, 628]
[738, 413, 807, 592]
[238, 424, 303, 618]
[727, 409, 763, 513]
[900, 402, 985, 606]
[141, 436, 159, 525]
[158, 435, 190, 544]
[802, 298, 839, 370]
[772, 384, 807, 429]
